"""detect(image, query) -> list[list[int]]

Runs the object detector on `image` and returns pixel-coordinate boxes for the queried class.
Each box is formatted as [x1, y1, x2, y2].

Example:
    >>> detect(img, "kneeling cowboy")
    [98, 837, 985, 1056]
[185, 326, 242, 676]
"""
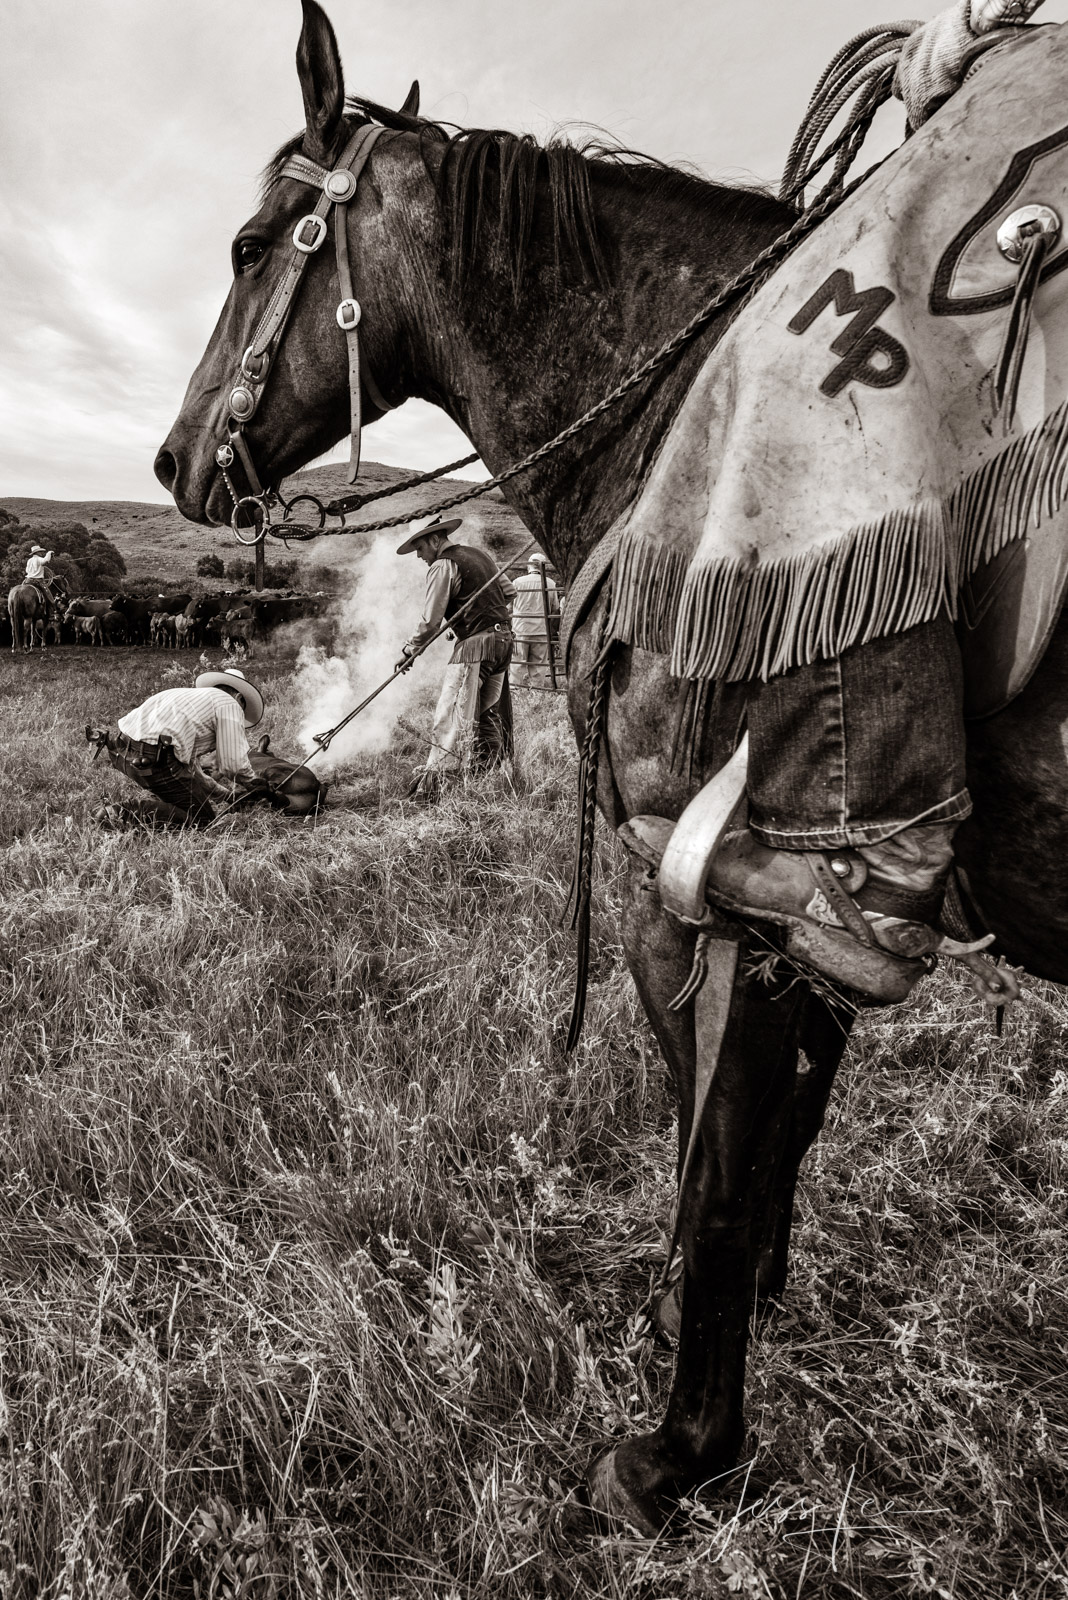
[89, 669, 268, 827]
[395, 516, 516, 796]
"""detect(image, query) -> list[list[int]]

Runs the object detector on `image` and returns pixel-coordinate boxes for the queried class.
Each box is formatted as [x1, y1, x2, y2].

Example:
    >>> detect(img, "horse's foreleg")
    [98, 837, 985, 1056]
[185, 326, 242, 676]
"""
[589, 867, 803, 1531]
[753, 992, 854, 1307]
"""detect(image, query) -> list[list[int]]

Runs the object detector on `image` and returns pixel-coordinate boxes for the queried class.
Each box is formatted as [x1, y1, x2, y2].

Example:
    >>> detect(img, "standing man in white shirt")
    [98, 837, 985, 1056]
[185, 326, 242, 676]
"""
[509, 554, 560, 689]
[395, 516, 516, 798]
[97, 668, 266, 826]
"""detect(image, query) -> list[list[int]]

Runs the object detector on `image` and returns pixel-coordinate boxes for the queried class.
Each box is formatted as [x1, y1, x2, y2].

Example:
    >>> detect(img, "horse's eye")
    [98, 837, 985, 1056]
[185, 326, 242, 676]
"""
[234, 238, 267, 275]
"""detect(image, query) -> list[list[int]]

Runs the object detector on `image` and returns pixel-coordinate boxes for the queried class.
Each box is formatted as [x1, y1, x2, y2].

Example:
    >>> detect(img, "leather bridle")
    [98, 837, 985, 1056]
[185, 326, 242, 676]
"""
[214, 121, 396, 540]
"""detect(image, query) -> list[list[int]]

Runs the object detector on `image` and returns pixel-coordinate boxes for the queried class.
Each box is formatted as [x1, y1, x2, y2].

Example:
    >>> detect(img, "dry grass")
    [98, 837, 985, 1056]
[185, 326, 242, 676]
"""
[1, 644, 1066, 1598]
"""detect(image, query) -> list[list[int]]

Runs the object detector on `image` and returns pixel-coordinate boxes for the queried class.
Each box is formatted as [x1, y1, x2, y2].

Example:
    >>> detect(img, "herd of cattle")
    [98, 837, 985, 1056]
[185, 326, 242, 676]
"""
[8, 591, 323, 654]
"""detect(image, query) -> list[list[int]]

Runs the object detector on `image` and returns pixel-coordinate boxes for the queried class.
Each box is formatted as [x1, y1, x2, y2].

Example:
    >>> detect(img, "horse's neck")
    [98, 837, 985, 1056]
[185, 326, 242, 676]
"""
[392, 159, 792, 580]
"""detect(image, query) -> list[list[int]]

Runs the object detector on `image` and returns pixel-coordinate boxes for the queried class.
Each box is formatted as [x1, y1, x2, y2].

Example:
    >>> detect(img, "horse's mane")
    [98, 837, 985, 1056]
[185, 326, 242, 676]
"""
[263, 99, 791, 300]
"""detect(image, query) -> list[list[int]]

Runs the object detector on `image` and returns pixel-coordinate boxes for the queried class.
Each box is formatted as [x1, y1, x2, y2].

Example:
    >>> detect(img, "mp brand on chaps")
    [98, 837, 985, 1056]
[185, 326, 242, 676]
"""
[156, 0, 1068, 1531]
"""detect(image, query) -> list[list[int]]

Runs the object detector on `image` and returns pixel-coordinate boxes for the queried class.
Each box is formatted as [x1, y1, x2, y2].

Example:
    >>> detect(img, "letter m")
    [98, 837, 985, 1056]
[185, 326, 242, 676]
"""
[788, 268, 908, 397]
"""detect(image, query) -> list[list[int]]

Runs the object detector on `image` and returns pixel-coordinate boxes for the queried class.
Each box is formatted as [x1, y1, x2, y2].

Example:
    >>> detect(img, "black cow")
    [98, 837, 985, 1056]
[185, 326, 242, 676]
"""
[111, 594, 154, 645]
[185, 593, 228, 624]
[252, 595, 322, 628]
[220, 604, 256, 659]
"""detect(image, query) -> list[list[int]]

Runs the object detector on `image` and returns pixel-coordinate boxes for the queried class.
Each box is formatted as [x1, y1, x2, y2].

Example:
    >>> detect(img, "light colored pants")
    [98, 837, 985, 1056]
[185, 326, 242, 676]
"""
[424, 660, 507, 774]
[510, 635, 557, 689]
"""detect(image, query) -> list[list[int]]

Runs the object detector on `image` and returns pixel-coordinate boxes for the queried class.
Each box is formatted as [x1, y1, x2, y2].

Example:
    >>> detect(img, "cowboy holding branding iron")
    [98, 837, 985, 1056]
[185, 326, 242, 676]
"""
[395, 515, 515, 797]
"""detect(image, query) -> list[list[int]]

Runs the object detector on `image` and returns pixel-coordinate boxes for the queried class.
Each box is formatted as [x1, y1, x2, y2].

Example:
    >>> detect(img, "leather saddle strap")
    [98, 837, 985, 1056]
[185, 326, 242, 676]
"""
[230, 428, 265, 497]
[806, 853, 875, 947]
[560, 522, 623, 672]
[331, 128, 394, 483]
[993, 227, 1052, 430]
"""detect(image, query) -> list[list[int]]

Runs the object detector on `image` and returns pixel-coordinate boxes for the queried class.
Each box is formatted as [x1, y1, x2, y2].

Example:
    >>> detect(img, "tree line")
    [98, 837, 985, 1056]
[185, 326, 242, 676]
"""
[0, 509, 126, 593]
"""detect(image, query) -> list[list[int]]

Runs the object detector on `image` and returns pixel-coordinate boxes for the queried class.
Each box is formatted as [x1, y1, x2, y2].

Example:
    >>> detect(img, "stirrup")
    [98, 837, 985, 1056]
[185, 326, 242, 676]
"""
[658, 734, 748, 921]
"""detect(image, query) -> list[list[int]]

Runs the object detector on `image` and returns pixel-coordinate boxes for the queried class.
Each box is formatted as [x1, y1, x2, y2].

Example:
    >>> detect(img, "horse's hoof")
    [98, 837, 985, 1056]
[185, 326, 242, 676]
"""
[585, 1447, 664, 1537]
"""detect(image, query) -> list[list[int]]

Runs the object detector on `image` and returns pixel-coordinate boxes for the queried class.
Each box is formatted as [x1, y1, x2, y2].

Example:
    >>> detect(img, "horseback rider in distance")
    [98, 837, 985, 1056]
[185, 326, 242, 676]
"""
[24, 545, 64, 607]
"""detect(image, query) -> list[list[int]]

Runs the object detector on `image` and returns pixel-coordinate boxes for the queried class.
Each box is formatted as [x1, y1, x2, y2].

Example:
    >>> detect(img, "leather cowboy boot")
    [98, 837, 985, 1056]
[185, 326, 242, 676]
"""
[702, 821, 958, 1001]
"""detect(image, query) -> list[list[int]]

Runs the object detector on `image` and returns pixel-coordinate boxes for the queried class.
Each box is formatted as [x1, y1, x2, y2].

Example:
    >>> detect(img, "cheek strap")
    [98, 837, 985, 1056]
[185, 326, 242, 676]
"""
[228, 123, 396, 489]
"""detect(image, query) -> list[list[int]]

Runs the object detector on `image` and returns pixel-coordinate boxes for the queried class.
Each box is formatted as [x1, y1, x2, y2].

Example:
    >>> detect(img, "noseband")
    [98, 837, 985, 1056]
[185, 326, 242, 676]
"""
[215, 122, 395, 537]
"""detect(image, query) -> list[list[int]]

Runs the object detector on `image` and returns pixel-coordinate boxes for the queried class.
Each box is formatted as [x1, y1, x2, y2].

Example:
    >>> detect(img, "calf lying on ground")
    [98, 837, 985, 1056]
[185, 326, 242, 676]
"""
[90, 733, 327, 827]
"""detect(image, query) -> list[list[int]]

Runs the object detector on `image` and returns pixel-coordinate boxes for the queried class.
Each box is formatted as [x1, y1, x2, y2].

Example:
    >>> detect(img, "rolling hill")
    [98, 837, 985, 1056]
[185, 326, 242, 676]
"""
[0, 461, 532, 588]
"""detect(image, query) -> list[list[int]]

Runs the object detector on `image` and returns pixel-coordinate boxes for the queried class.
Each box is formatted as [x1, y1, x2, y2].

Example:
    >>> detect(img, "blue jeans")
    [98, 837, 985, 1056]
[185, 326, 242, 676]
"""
[108, 746, 217, 827]
[746, 614, 971, 850]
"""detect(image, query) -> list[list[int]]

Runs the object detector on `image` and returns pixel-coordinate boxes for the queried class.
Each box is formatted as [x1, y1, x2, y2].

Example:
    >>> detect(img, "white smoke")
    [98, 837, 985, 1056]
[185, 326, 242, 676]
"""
[292, 531, 448, 772]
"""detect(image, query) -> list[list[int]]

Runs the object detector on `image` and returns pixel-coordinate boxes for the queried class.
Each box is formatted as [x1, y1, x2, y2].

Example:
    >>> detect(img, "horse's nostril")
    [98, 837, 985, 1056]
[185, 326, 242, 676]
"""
[154, 447, 178, 492]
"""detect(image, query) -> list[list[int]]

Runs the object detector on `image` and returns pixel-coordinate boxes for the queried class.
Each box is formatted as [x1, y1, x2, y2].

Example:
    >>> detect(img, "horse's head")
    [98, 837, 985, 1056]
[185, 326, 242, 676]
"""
[155, 1, 421, 525]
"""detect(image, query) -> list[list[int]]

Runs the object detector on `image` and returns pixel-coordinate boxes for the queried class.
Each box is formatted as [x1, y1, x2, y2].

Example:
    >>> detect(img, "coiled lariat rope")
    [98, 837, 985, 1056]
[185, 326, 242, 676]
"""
[780, 23, 913, 204]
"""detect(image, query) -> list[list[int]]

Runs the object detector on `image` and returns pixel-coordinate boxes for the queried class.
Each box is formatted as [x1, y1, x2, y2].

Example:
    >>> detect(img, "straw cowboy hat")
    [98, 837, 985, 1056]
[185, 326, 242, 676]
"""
[29, 545, 51, 557]
[395, 514, 463, 556]
[195, 667, 264, 727]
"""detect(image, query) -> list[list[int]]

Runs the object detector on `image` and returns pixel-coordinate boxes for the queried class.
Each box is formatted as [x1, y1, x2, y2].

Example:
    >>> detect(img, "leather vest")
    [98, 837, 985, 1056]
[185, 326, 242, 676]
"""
[436, 543, 510, 641]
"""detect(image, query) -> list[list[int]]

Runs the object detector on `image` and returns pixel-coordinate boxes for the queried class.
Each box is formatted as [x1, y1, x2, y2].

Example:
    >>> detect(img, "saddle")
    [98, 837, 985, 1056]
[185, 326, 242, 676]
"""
[582, 23, 1068, 722]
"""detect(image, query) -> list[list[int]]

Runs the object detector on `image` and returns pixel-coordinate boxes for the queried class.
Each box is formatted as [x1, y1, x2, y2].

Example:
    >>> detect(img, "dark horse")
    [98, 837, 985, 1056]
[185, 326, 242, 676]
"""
[156, 1, 1068, 1531]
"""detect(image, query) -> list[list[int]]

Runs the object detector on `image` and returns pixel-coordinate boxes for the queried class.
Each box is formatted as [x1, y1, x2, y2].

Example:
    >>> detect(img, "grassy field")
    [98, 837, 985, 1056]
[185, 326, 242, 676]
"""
[1, 643, 1066, 1599]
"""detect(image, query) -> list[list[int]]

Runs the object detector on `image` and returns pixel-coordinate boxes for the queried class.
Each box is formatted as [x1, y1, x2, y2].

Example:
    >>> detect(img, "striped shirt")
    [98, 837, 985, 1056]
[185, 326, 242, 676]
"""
[118, 687, 255, 778]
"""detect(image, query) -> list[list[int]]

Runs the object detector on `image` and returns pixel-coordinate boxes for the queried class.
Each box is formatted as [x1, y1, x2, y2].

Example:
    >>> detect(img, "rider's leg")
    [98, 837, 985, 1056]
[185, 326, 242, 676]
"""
[706, 613, 968, 971]
[746, 612, 968, 859]
[108, 749, 216, 826]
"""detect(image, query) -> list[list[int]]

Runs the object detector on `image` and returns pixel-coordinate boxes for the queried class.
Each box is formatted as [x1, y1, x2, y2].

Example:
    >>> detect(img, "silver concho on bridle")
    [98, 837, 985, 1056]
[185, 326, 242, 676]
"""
[218, 122, 396, 539]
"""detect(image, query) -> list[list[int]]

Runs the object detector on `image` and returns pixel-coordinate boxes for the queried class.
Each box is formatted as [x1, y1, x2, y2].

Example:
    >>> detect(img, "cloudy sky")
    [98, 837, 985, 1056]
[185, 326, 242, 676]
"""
[4, 0, 1067, 505]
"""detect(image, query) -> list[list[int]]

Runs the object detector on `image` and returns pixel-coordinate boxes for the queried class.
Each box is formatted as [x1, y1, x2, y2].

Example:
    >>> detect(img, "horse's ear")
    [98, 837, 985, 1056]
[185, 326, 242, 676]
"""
[399, 80, 420, 118]
[296, 0, 346, 163]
